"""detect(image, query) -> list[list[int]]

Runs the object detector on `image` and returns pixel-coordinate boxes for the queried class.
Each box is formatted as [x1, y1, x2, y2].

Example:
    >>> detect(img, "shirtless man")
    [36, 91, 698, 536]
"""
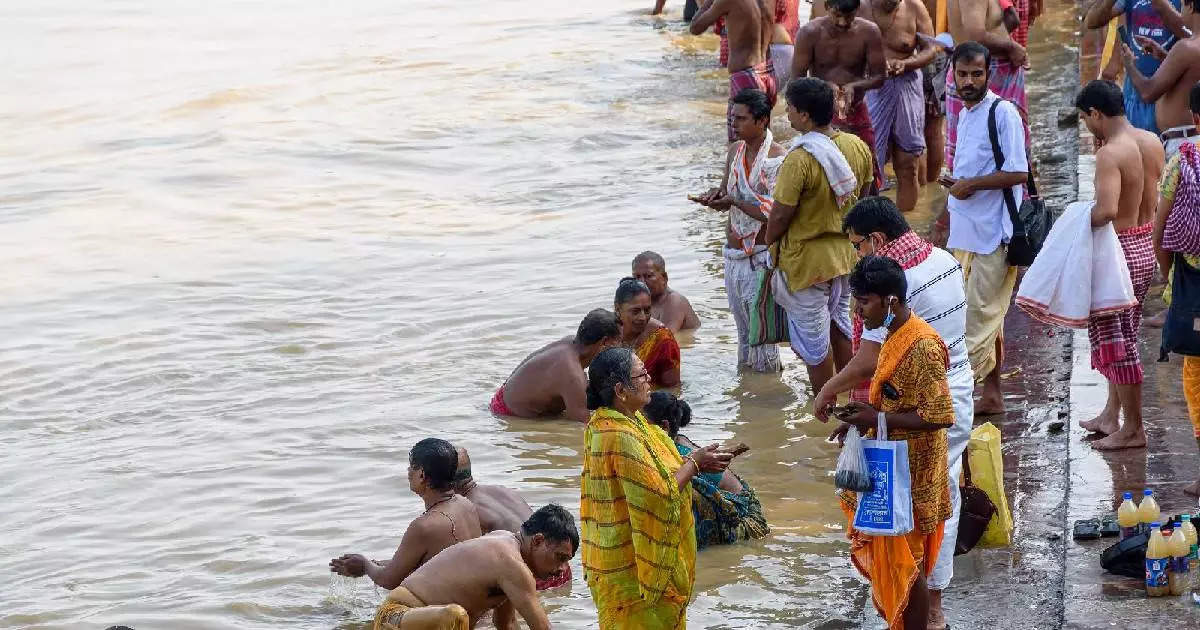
[452, 447, 571, 590]
[863, 0, 938, 212]
[1120, 0, 1200, 156]
[372, 504, 578, 630]
[632, 251, 701, 332]
[330, 438, 483, 589]
[792, 0, 887, 190]
[691, 0, 777, 141]
[1074, 80, 1166, 451]
[490, 309, 620, 422]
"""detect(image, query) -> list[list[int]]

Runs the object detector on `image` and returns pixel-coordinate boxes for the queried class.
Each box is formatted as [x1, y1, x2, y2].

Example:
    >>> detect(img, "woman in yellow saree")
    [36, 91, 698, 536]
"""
[614, 278, 681, 387]
[580, 347, 730, 629]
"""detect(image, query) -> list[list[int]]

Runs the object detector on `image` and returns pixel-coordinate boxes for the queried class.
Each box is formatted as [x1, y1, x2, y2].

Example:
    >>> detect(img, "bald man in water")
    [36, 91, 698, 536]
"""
[490, 309, 620, 422]
[632, 251, 701, 332]
[372, 504, 579, 630]
[452, 447, 572, 590]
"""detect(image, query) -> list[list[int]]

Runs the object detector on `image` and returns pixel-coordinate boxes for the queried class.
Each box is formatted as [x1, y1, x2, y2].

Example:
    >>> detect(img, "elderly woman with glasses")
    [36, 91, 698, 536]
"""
[614, 277, 681, 387]
[580, 347, 730, 629]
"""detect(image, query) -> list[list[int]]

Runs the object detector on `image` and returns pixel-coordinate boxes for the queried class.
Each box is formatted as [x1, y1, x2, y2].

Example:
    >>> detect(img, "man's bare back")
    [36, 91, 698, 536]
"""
[465, 484, 533, 534]
[792, 17, 885, 103]
[653, 290, 701, 332]
[1094, 129, 1164, 231]
[948, 0, 1024, 66]
[502, 337, 587, 420]
[401, 532, 537, 628]
[691, 0, 773, 71]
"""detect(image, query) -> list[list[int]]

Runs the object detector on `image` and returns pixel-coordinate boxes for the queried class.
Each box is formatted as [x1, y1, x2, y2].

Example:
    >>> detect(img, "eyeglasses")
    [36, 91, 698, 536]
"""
[849, 236, 868, 252]
[631, 370, 651, 383]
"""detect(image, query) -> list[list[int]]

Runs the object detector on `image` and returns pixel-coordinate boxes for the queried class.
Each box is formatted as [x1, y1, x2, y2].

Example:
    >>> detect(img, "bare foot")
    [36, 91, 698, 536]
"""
[927, 589, 946, 630]
[974, 393, 1005, 416]
[1079, 409, 1119, 435]
[1184, 479, 1200, 497]
[1144, 311, 1166, 329]
[1092, 426, 1147, 451]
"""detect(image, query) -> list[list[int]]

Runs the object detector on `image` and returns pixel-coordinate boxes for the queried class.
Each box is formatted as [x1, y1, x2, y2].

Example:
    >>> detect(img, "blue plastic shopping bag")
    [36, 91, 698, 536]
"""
[852, 412, 914, 536]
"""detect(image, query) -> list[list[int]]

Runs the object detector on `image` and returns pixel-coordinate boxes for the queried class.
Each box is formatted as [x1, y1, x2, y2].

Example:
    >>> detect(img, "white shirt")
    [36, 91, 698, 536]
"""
[947, 90, 1028, 255]
[863, 247, 970, 372]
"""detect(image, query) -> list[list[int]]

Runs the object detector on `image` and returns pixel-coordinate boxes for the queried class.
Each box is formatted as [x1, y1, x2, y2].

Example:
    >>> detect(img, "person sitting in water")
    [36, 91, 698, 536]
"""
[631, 251, 701, 332]
[330, 438, 483, 590]
[452, 447, 571, 590]
[372, 504, 579, 630]
[614, 277, 681, 387]
[643, 392, 769, 549]
[490, 308, 621, 422]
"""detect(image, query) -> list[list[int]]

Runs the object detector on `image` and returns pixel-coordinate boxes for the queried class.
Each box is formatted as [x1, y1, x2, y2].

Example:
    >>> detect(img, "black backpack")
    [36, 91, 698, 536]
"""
[987, 99, 1052, 267]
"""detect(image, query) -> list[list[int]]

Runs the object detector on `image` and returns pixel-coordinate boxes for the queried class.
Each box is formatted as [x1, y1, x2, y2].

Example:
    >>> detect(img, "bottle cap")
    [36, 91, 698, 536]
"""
[1144, 489, 1153, 496]
[1151, 521, 1161, 528]
[1123, 491, 1133, 499]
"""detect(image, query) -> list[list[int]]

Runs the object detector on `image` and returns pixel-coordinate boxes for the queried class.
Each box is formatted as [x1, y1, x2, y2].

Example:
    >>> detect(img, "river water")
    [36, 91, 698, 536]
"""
[0, 1, 1080, 629]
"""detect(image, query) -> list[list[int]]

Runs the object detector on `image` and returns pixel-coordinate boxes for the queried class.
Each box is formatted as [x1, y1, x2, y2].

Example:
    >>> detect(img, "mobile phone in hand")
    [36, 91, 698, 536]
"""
[724, 443, 750, 458]
[1117, 25, 1132, 50]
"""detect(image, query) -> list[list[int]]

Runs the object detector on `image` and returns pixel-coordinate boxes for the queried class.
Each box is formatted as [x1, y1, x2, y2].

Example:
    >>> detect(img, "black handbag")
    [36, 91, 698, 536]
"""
[987, 99, 1052, 267]
[1159, 253, 1200, 360]
[954, 450, 997, 556]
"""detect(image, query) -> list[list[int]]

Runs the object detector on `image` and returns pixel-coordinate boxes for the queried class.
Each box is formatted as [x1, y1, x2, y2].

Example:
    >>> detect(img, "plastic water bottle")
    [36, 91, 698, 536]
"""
[1169, 520, 1190, 596]
[1137, 489, 1160, 533]
[1117, 492, 1139, 539]
[1146, 523, 1169, 597]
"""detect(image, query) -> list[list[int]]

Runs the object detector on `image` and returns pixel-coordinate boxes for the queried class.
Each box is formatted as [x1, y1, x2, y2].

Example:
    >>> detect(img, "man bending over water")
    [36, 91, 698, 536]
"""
[452, 447, 572, 590]
[372, 504, 579, 630]
[490, 309, 621, 422]
[330, 438, 482, 589]
[632, 251, 701, 332]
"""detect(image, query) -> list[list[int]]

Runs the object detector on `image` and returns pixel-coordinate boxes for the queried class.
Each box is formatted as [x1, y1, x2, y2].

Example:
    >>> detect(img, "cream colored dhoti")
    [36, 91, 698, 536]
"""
[955, 245, 1018, 382]
[374, 586, 470, 630]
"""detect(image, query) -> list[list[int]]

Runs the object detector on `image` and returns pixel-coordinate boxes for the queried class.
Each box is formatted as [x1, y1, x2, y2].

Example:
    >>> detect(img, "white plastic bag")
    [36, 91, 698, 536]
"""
[852, 412, 914, 536]
[835, 426, 872, 492]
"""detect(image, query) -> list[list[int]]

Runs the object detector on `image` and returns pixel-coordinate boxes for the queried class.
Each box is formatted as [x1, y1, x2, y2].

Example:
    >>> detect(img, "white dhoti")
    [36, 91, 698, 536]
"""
[929, 361, 976, 590]
[724, 246, 782, 372]
[770, 270, 853, 365]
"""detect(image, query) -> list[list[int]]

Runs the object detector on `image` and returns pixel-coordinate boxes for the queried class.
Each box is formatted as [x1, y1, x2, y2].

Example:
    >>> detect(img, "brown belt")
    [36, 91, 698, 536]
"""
[1160, 126, 1198, 142]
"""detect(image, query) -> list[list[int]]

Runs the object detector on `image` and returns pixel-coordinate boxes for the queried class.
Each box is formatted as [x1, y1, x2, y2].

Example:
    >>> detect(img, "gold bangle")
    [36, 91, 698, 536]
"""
[686, 455, 700, 473]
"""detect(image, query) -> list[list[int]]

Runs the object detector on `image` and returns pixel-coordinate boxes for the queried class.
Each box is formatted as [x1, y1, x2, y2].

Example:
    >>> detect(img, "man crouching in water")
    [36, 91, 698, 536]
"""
[453, 447, 572, 589]
[490, 309, 621, 422]
[372, 504, 579, 630]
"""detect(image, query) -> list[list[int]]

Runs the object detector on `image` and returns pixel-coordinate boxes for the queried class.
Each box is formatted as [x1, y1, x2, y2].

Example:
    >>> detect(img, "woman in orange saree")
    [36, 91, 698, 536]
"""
[614, 277, 681, 387]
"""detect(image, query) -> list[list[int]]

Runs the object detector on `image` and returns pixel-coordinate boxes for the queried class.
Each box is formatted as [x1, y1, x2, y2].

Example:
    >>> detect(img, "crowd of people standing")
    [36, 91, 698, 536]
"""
[324, 0, 1200, 628]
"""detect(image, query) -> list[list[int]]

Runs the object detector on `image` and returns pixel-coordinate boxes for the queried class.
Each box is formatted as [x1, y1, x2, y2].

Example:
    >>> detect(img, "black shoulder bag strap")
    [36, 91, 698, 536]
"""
[986, 99, 1038, 237]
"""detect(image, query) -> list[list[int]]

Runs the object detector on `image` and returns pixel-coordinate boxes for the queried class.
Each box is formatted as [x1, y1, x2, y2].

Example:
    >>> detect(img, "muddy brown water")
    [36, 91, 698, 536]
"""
[0, 1, 1085, 628]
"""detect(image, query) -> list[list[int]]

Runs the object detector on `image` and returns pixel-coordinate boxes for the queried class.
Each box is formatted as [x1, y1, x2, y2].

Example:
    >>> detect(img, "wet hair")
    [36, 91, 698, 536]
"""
[1075, 80, 1125, 117]
[521, 504, 580, 554]
[731, 89, 773, 122]
[643, 391, 692, 438]
[614, 276, 651, 307]
[849, 255, 908, 302]
[825, 0, 861, 13]
[1192, 83, 1200, 115]
[585, 347, 635, 410]
[409, 438, 458, 491]
[842, 196, 911, 240]
[632, 251, 666, 272]
[951, 41, 991, 72]
[784, 78, 836, 127]
[575, 308, 620, 346]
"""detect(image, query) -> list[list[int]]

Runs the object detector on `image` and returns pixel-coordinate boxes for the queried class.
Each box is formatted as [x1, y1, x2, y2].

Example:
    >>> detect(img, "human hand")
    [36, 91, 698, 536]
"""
[1007, 42, 1027, 69]
[692, 444, 732, 472]
[840, 402, 878, 431]
[1119, 42, 1136, 68]
[886, 59, 906, 77]
[814, 384, 839, 422]
[828, 421, 853, 446]
[948, 177, 975, 200]
[329, 554, 369, 578]
[709, 195, 735, 211]
[833, 86, 851, 119]
[1133, 36, 1167, 61]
